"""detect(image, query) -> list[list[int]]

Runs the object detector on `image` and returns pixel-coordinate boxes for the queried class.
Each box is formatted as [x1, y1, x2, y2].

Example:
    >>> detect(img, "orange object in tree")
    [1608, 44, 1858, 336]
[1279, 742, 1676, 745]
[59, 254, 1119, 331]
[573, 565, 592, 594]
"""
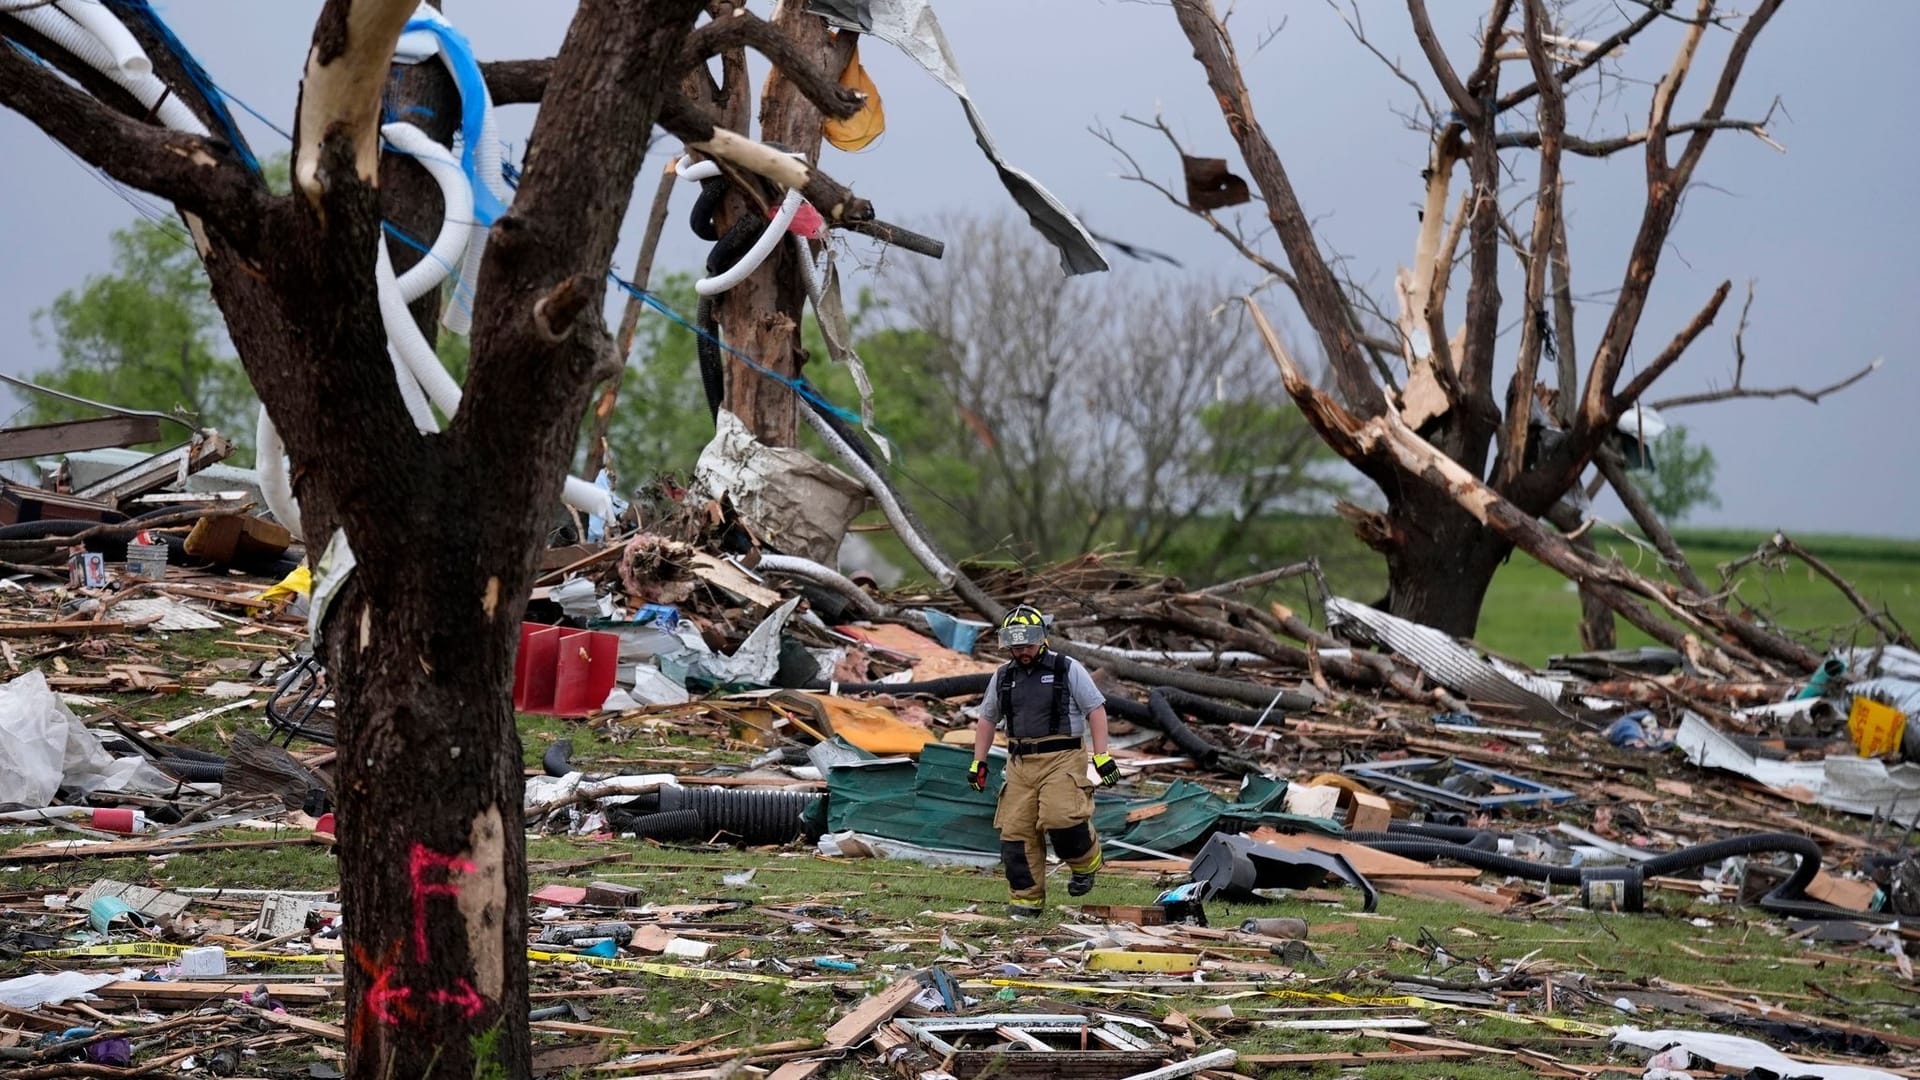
[823, 39, 884, 151]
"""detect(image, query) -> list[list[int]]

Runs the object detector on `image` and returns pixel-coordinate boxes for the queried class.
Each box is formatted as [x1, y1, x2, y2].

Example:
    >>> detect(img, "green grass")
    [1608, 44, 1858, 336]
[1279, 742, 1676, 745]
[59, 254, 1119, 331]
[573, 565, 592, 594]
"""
[1472, 527, 1920, 664]
[9, 822, 1914, 1074]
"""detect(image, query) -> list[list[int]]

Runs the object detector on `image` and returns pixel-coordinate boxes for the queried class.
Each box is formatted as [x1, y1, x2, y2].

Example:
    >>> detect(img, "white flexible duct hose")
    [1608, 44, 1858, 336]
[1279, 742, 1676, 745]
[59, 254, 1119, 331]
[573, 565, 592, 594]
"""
[13, 6, 204, 134]
[380, 122, 472, 303]
[757, 554, 886, 620]
[696, 187, 805, 297]
[53, 0, 150, 76]
[255, 407, 302, 540]
[675, 154, 721, 183]
[373, 233, 611, 519]
[376, 238, 465, 417]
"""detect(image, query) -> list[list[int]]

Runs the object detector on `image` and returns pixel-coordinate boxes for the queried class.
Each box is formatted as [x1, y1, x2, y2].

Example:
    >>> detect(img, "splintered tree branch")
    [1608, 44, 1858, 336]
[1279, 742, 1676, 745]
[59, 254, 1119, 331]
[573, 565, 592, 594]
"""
[481, 13, 864, 125]
[1495, 0, 1566, 490]
[1595, 447, 1710, 596]
[1611, 280, 1731, 413]
[660, 93, 872, 224]
[682, 3, 864, 120]
[292, 0, 418, 204]
[1756, 533, 1915, 649]
[1245, 294, 1820, 677]
[1644, 280, 1885, 410]
[1170, 0, 1388, 418]
[1576, 0, 1783, 445]
[1496, 1, 1665, 113]
[1495, 114, 1785, 156]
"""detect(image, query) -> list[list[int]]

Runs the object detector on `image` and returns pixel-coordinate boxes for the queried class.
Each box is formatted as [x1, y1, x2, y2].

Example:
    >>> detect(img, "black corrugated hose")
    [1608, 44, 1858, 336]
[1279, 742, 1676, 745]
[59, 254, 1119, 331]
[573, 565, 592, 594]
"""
[1359, 831, 1859, 919]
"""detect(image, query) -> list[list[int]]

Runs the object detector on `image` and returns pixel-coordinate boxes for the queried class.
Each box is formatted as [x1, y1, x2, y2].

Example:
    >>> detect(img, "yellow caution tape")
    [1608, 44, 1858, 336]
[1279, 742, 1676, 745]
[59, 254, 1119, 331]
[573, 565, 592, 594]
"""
[27, 942, 332, 964]
[1259, 988, 1614, 1037]
[976, 978, 1174, 999]
[525, 949, 823, 989]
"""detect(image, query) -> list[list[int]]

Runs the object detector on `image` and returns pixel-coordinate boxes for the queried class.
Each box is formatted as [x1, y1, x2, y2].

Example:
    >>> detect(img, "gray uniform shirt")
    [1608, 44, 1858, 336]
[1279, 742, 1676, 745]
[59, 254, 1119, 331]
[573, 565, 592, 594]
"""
[980, 652, 1105, 739]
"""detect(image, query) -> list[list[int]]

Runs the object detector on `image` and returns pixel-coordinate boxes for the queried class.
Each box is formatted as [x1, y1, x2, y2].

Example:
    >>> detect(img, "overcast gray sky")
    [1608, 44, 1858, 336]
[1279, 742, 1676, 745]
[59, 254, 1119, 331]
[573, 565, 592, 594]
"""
[2, 1, 1913, 537]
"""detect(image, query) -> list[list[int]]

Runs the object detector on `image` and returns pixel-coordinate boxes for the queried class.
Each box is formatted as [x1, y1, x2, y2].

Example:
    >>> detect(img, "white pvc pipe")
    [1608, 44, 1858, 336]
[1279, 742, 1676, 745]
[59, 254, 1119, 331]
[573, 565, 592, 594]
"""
[695, 186, 805, 296]
[55, 0, 151, 76]
[379, 122, 472, 303]
[14, 6, 204, 135]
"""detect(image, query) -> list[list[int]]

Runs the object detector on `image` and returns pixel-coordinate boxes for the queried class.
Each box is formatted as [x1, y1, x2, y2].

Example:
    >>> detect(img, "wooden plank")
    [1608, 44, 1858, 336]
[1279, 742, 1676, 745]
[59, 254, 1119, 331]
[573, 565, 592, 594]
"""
[241, 1003, 346, 1042]
[0, 415, 162, 460]
[1239, 1049, 1471, 1066]
[96, 980, 335, 1004]
[766, 976, 925, 1080]
[0, 617, 159, 637]
[1241, 828, 1491, 882]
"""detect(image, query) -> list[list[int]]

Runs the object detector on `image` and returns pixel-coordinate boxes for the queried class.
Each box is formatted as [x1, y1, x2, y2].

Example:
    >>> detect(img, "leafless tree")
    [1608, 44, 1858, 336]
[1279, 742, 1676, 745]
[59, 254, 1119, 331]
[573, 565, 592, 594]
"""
[890, 216, 1332, 577]
[1142, 0, 1877, 676]
[0, 4, 879, 1076]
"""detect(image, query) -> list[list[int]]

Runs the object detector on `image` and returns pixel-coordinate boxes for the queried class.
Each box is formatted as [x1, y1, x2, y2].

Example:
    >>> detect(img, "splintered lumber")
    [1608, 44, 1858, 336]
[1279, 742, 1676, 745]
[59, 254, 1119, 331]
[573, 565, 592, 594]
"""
[0, 617, 158, 637]
[1239, 1049, 1473, 1067]
[0, 416, 164, 460]
[766, 976, 925, 1080]
[592, 1039, 819, 1075]
[240, 1003, 346, 1042]
[95, 980, 336, 1004]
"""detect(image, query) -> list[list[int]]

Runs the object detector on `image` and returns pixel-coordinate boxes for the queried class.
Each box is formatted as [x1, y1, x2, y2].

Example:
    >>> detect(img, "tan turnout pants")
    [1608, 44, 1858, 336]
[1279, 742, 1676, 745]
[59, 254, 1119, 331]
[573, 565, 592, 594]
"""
[993, 748, 1103, 903]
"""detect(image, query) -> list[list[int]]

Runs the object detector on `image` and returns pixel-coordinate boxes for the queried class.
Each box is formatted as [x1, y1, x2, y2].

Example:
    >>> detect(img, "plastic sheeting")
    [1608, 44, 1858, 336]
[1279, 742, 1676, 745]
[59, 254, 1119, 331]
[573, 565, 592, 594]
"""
[1611, 1026, 1900, 1080]
[0, 670, 180, 808]
[806, 0, 1107, 276]
[693, 411, 869, 565]
[1675, 710, 1920, 818]
[1326, 597, 1569, 724]
[0, 969, 131, 1010]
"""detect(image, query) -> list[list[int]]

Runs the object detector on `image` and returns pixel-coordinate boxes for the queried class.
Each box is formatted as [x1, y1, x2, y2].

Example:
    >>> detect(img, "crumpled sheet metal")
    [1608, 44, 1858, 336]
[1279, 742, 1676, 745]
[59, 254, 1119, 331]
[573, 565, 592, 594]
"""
[1325, 597, 1569, 724]
[1675, 711, 1920, 818]
[806, 0, 1108, 276]
[693, 410, 869, 564]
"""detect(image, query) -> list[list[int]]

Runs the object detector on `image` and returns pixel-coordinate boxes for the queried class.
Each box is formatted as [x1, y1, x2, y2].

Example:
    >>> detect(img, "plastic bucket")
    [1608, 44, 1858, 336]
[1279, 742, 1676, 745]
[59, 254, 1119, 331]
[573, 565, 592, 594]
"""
[125, 541, 168, 580]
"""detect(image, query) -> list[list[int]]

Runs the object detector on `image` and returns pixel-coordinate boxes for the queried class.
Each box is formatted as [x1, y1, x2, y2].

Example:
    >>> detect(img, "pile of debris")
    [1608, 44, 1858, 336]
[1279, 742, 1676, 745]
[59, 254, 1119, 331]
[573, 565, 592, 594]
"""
[0, 446, 1917, 1074]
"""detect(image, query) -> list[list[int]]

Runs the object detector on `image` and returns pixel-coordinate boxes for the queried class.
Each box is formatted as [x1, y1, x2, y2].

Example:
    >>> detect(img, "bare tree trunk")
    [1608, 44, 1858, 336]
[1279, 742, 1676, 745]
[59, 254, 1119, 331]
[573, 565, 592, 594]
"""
[1346, 491, 1512, 637]
[713, 3, 843, 446]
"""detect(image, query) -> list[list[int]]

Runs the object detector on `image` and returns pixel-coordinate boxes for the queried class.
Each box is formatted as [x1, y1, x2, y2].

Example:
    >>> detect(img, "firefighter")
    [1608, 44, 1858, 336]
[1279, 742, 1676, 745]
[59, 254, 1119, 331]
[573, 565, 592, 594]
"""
[968, 604, 1119, 916]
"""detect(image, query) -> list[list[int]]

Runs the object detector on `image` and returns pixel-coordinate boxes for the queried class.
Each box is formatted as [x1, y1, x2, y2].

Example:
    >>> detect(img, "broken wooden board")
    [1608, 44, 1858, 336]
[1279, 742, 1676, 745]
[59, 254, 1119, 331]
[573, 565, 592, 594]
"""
[686, 551, 783, 608]
[833, 622, 1000, 679]
[767, 976, 924, 1080]
[95, 980, 336, 1004]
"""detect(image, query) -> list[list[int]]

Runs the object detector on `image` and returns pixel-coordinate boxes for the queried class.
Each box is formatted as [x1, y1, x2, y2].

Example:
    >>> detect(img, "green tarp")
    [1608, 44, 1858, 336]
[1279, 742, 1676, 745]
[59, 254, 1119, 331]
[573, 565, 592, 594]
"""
[826, 744, 1340, 856]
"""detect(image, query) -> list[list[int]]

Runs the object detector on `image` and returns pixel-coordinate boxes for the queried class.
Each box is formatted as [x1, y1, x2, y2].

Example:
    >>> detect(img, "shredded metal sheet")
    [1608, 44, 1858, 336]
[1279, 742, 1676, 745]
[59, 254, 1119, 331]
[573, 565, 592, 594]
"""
[1325, 597, 1569, 724]
[1675, 710, 1920, 818]
[807, 0, 1108, 275]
